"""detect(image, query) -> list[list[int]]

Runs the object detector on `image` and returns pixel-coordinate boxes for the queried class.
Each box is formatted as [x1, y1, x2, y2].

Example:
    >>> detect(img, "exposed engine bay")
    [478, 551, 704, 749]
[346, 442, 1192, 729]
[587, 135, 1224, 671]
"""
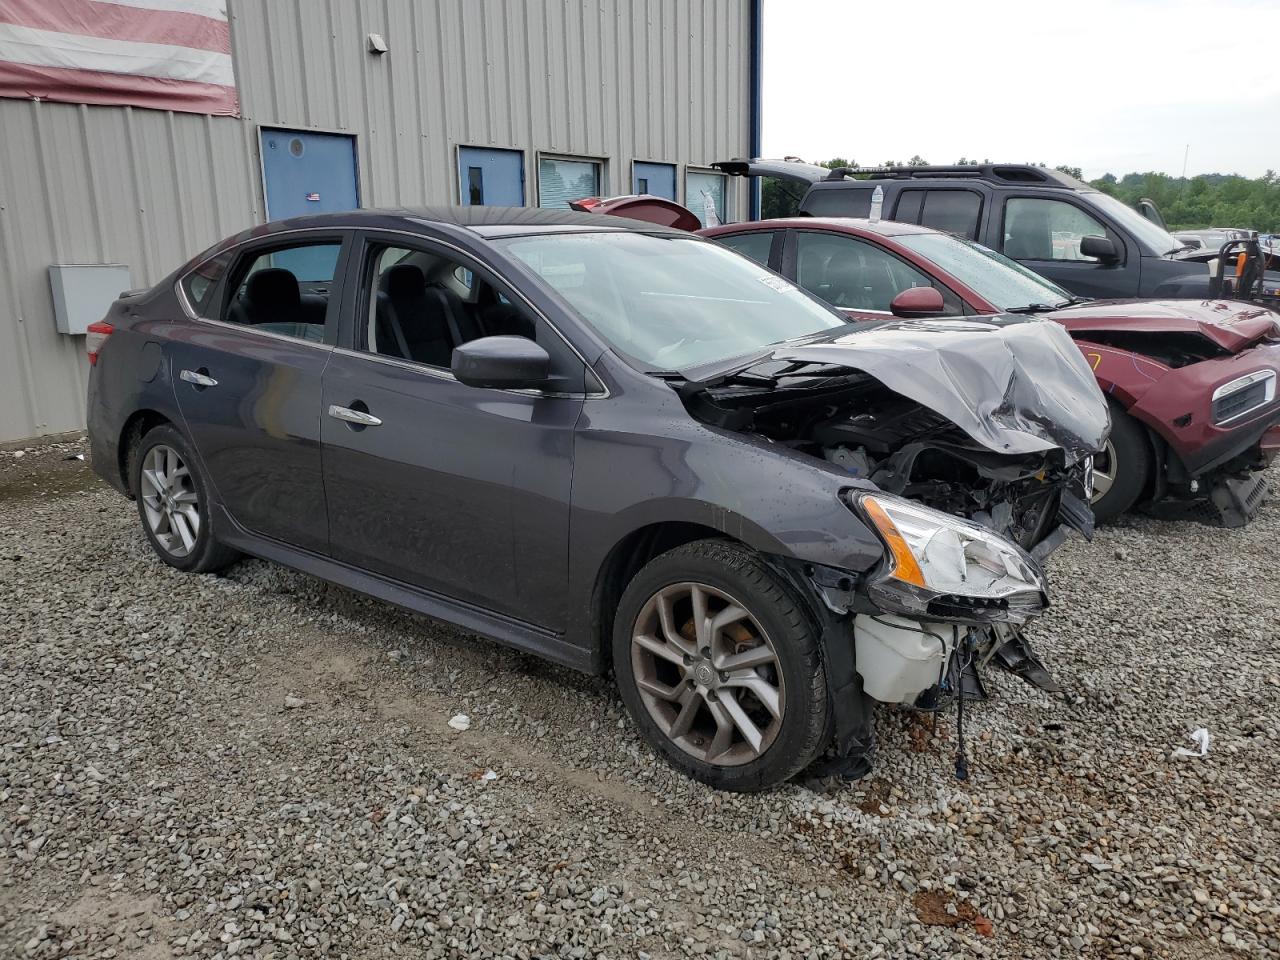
[677, 317, 1109, 552]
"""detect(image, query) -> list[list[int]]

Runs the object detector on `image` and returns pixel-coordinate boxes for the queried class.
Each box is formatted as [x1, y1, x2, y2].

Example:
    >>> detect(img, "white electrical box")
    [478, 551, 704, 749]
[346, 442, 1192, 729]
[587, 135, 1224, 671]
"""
[48, 264, 132, 335]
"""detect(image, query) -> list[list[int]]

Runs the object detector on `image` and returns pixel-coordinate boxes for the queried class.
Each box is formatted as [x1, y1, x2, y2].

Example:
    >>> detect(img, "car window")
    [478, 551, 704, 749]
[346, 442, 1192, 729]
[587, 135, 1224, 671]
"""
[686, 171, 728, 227]
[895, 190, 982, 240]
[896, 233, 1072, 312]
[180, 250, 233, 316]
[361, 242, 579, 381]
[794, 231, 957, 314]
[803, 187, 873, 218]
[498, 232, 845, 372]
[221, 241, 342, 341]
[1003, 198, 1109, 262]
[715, 231, 776, 267]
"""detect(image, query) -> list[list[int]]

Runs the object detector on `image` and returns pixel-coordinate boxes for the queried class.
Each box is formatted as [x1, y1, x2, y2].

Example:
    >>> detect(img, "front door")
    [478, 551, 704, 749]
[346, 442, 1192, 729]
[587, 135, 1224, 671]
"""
[996, 195, 1135, 299]
[320, 232, 582, 629]
[633, 162, 676, 200]
[458, 147, 525, 206]
[169, 233, 350, 555]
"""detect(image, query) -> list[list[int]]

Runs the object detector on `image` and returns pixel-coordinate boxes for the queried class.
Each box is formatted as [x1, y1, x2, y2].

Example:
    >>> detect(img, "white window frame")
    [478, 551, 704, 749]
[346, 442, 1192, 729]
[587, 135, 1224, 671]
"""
[684, 166, 732, 226]
[535, 151, 607, 209]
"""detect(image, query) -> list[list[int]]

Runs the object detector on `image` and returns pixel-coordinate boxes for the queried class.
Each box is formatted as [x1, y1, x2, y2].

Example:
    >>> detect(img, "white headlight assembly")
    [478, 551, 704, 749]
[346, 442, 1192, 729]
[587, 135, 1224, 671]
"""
[852, 492, 1048, 624]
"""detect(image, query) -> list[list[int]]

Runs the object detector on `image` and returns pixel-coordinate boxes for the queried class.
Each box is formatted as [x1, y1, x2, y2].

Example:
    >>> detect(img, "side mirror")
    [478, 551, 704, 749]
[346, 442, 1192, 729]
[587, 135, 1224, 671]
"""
[451, 336, 550, 389]
[1079, 235, 1119, 262]
[889, 286, 946, 319]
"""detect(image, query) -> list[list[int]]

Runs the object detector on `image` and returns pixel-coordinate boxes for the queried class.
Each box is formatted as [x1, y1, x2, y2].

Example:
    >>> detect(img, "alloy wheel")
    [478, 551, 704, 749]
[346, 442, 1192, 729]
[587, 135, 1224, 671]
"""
[629, 582, 785, 766]
[1091, 439, 1117, 504]
[139, 444, 201, 558]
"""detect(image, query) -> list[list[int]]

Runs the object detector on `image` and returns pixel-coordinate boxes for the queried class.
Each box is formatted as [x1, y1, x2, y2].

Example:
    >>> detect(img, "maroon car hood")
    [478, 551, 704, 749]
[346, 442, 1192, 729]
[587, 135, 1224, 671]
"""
[1047, 299, 1280, 353]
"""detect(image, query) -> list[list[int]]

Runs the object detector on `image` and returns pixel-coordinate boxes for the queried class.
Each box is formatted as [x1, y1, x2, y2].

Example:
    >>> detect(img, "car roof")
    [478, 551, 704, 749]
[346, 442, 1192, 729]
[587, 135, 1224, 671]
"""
[705, 216, 941, 238]
[233, 206, 692, 240]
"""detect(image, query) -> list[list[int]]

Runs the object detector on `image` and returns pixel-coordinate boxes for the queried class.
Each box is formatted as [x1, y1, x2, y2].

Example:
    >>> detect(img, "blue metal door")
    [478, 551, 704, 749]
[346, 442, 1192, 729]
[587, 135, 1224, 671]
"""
[260, 129, 358, 278]
[633, 161, 676, 200]
[458, 147, 524, 206]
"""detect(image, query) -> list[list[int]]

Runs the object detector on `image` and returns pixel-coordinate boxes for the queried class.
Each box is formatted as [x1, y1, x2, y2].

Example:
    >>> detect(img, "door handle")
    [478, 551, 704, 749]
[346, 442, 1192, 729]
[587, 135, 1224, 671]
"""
[180, 369, 218, 387]
[327, 404, 382, 427]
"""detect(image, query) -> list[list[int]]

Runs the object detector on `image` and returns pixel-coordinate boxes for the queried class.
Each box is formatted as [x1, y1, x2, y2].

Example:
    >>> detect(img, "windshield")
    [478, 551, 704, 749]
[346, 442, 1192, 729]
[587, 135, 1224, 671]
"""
[896, 233, 1073, 311]
[1087, 192, 1182, 254]
[497, 232, 847, 371]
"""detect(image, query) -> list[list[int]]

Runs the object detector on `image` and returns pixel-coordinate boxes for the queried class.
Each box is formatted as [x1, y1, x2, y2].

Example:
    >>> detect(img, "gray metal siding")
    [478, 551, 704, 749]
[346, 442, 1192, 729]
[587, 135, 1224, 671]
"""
[0, 0, 752, 443]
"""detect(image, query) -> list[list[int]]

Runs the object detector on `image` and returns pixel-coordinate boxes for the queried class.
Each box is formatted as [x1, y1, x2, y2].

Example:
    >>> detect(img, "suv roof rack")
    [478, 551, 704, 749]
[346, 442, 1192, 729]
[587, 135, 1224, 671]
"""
[822, 164, 1084, 187]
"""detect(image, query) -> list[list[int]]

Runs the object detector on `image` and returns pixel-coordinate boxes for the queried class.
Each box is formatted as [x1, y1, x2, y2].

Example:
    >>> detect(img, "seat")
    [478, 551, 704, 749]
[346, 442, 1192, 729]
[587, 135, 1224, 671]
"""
[1004, 208, 1054, 260]
[823, 252, 876, 309]
[230, 268, 304, 327]
[381, 264, 455, 367]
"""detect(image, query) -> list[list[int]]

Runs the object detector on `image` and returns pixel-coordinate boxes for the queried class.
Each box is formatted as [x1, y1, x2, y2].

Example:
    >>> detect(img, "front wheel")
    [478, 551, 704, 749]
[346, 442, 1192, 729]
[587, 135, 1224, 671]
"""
[130, 424, 240, 573]
[612, 539, 829, 792]
[1090, 405, 1152, 523]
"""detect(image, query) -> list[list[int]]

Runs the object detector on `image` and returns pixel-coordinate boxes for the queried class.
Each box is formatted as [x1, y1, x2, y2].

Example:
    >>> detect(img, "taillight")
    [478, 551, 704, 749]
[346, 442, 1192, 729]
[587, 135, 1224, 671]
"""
[86, 321, 113, 366]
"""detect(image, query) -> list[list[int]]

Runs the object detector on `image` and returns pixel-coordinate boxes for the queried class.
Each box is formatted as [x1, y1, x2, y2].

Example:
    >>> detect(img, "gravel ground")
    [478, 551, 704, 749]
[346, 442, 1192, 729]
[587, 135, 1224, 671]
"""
[1, 438, 1277, 959]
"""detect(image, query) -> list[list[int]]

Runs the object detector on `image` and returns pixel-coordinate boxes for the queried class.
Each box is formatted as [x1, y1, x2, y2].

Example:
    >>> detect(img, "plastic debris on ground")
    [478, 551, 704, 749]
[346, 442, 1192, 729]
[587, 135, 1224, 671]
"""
[1173, 727, 1211, 758]
[447, 713, 471, 732]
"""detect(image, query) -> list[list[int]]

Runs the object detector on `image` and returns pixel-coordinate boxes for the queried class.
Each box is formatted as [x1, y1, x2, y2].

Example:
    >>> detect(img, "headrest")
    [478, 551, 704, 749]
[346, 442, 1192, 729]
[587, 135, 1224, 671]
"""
[385, 264, 426, 300]
[245, 268, 301, 309]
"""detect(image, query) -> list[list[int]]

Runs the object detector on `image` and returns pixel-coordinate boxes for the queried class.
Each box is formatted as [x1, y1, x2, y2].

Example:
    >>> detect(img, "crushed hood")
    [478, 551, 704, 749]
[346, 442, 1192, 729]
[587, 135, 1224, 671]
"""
[1047, 298, 1280, 353]
[689, 316, 1109, 463]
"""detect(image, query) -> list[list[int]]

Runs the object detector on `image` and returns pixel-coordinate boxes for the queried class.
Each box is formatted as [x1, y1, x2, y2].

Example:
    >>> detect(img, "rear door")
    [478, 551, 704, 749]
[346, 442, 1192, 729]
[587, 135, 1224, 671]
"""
[319, 231, 585, 629]
[169, 231, 350, 554]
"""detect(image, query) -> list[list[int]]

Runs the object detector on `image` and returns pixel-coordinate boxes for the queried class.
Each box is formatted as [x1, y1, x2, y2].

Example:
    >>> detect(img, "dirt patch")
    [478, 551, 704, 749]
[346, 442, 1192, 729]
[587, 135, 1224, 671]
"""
[912, 889, 977, 927]
[855, 777, 892, 816]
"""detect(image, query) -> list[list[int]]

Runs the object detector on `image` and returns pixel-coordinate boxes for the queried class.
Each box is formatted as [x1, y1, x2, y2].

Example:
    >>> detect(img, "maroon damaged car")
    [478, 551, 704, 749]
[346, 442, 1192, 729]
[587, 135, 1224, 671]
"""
[575, 197, 1280, 525]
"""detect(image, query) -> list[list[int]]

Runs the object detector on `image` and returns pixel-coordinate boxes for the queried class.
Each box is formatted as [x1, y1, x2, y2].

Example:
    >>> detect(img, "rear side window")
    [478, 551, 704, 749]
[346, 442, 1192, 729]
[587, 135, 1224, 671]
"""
[804, 187, 873, 218]
[179, 251, 233, 316]
[715, 231, 777, 267]
[221, 241, 343, 342]
[895, 190, 983, 239]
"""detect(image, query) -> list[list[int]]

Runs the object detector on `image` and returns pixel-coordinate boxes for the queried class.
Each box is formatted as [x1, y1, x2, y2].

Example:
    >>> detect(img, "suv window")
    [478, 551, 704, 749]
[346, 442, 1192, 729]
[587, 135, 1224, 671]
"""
[222, 241, 342, 341]
[894, 190, 982, 240]
[715, 231, 776, 268]
[804, 187, 873, 218]
[1003, 198, 1110, 262]
[794, 231, 959, 314]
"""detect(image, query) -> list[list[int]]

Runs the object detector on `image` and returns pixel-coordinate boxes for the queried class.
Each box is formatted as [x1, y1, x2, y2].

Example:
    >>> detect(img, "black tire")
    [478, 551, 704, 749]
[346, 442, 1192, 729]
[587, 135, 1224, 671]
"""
[129, 424, 240, 574]
[1091, 404, 1152, 523]
[612, 539, 829, 792]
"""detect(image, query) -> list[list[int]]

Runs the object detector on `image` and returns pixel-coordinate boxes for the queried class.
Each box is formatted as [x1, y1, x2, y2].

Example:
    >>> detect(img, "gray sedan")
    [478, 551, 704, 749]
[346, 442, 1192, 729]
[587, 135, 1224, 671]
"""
[86, 207, 1106, 790]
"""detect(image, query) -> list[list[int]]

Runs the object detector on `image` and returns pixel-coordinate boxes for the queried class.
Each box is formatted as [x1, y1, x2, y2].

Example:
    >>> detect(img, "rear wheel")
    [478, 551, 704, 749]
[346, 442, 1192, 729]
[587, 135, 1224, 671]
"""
[1091, 405, 1151, 523]
[130, 425, 239, 573]
[612, 539, 828, 792]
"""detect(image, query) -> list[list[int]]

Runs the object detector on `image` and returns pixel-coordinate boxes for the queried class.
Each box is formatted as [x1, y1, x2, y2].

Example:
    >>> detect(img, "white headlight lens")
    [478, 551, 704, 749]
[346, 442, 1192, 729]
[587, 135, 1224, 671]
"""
[860, 494, 1043, 600]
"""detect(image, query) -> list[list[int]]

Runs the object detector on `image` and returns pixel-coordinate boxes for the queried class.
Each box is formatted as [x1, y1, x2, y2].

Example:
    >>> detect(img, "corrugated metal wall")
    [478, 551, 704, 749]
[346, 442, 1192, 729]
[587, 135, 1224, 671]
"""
[0, 0, 752, 443]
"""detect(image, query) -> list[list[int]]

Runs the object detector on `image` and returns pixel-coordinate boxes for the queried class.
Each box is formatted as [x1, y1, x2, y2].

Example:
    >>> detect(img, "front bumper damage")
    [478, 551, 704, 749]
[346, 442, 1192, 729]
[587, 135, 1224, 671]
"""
[782, 535, 1072, 781]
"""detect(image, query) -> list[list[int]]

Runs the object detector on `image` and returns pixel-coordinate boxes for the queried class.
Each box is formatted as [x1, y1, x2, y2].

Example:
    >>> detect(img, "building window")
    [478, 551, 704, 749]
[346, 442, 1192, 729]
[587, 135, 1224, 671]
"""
[538, 156, 601, 209]
[686, 170, 728, 226]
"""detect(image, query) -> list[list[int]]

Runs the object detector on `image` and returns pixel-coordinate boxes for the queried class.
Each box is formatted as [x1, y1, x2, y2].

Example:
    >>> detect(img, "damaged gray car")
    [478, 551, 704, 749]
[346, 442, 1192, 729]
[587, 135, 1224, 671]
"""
[86, 208, 1108, 791]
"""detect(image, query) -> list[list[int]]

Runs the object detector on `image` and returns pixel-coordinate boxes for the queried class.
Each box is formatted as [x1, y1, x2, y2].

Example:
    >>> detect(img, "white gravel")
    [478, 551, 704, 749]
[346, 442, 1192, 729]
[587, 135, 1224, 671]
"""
[1, 439, 1277, 959]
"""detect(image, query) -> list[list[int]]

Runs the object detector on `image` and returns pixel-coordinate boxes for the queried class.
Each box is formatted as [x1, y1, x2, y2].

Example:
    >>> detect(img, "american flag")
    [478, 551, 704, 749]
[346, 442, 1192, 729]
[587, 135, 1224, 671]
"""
[0, 0, 237, 116]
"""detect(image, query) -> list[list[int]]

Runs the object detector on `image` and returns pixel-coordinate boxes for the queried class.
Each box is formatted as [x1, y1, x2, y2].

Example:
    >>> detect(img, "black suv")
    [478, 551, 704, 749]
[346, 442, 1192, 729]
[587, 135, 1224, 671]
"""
[716, 160, 1224, 302]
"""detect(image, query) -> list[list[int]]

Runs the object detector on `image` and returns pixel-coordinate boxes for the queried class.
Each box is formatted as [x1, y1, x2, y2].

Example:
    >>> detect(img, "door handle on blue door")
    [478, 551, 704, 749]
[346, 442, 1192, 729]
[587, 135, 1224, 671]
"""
[327, 404, 382, 427]
[180, 368, 218, 388]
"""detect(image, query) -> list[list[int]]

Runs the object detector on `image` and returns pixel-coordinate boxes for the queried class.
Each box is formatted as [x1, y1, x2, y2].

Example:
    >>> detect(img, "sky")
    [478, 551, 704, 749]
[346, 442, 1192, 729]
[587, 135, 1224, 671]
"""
[762, 0, 1280, 180]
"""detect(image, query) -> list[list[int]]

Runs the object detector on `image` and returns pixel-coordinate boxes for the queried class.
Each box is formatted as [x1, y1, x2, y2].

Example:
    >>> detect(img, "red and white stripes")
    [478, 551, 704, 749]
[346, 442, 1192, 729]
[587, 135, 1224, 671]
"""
[0, 0, 237, 116]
